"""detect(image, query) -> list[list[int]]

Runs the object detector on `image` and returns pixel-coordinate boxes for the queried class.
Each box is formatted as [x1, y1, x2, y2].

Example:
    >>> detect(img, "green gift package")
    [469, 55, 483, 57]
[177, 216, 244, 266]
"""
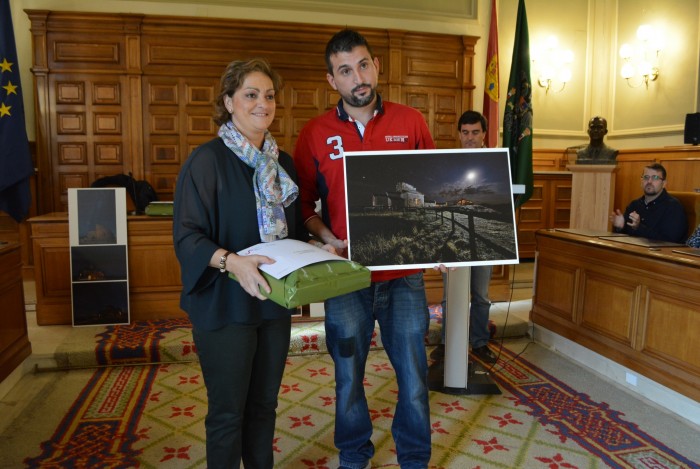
[144, 201, 174, 216]
[230, 259, 371, 309]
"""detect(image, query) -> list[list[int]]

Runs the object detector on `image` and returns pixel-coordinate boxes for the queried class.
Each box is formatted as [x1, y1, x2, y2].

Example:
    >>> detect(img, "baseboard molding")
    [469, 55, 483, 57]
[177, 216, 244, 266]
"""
[532, 324, 700, 428]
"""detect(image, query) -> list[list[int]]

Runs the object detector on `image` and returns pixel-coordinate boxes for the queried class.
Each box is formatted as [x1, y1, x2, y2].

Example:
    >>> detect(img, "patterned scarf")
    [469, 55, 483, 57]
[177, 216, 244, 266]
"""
[218, 121, 298, 242]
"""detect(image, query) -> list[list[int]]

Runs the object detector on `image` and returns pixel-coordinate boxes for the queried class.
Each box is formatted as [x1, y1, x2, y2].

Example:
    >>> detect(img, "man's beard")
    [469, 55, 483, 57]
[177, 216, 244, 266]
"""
[342, 84, 376, 107]
[644, 184, 659, 196]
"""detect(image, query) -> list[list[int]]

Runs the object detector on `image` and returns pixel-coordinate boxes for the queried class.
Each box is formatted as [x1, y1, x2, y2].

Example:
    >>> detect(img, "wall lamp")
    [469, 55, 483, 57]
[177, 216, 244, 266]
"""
[532, 35, 573, 95]
[619, 24, 663, 89]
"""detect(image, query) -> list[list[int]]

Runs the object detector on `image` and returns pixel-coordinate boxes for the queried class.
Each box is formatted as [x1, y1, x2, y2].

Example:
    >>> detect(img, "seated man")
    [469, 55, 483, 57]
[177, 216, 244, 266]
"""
[611, 163, 687, 242]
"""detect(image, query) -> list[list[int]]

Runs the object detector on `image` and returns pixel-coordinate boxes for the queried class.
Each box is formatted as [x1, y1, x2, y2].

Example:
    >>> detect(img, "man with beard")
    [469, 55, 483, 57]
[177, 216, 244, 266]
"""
[611, 163, 687, 242]
[294, 29, 434, 469]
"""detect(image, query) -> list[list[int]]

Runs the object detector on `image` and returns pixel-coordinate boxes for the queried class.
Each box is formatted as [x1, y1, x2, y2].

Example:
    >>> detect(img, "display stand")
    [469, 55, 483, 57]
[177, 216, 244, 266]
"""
[427, 267, 500, 395]
[567, 164, 617, 231]
[68, 188, 130, 326]
[427, 184, 526, 395]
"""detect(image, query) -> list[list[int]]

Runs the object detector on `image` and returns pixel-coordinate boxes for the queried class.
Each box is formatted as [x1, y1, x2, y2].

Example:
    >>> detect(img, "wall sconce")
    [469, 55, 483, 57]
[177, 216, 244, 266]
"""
[532, 35, 573, 95]
[619, 24, 663, 89]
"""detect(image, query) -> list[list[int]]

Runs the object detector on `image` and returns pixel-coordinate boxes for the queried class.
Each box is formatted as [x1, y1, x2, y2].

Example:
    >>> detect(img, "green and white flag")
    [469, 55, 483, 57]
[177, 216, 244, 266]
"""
[503, 0, 533, 208]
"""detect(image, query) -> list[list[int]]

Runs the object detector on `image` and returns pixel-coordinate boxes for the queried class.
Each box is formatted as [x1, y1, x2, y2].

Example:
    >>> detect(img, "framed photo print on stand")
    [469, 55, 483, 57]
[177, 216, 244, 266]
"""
[343, 148, 519, 270]
[68, 188, 130, 326]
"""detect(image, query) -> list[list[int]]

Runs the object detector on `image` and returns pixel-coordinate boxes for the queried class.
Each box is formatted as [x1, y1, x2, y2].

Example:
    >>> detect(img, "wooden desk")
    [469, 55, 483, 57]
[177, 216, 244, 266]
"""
[0, 243, 32, 381]
[532, 229, 700, 402]
[29, 213, 184, 325]
[32, 212, 516, 326]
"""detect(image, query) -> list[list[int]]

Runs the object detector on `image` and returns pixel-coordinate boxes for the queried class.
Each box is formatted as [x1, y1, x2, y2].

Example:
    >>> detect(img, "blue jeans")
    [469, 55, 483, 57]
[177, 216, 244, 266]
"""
[441, 265, 493, 348]
[324, 272, 431, 469]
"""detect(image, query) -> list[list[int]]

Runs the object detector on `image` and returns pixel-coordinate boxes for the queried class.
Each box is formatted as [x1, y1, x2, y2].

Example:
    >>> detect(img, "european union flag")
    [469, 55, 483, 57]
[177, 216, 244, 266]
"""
[0, 0, 34, 222]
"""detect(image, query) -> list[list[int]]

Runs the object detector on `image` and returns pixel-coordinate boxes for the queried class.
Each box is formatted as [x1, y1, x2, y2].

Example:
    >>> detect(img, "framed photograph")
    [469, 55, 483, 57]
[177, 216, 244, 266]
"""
[68, 188, 127, 246]
[343, 148, 519, 270]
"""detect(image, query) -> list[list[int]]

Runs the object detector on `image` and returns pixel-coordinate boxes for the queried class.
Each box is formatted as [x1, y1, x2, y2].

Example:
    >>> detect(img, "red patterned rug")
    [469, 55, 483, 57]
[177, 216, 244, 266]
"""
[56, 305, 494, 368]
[20, 327, 698, 468]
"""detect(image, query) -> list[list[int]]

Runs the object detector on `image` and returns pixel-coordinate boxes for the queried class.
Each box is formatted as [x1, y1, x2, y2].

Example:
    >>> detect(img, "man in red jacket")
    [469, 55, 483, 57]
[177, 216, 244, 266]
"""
[294, 29, 433, 469]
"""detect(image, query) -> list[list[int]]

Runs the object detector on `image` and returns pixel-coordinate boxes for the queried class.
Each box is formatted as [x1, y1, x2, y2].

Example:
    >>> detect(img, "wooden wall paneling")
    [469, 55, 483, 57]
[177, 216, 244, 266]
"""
[143, 76, 181, 201]
[28, 10, 479, 213]
[460, 36, 477, 111]
[286, 82, 337, 154]
[613, 147, 700, 211]
[551, 177, 572, 227]
[397, 32, 477, 147]
[612, 155, 652, 214]
[515, 177, 545, 258]
[532, 149, 568, 172]
[125, 25, 143, 181]
[143, 76, 219, 200]
[658, 157, 700, 194]
[49, 74, 132, 211]
[515, 173, 571, 259]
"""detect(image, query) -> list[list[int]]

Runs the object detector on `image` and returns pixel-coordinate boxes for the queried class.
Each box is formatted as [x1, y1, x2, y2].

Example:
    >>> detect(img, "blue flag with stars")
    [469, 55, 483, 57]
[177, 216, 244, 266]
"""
[0, 0, 33, 222]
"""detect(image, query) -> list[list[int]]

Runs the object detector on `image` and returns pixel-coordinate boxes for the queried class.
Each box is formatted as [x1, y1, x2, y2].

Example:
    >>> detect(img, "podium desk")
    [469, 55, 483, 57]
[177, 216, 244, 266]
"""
[533, 229, 700, 402]
[0, 243, 31, 382]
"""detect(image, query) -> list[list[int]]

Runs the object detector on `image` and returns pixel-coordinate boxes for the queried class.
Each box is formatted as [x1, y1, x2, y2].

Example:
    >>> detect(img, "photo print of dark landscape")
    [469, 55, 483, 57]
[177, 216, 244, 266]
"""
[71, 281, 129, 326]
[344, 148, 518, 270]
[77, 189, 118, 245]
[70, 245, 128, 282]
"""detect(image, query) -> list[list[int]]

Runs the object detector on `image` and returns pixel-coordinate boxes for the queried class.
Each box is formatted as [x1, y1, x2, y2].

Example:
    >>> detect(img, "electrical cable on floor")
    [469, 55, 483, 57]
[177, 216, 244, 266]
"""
[482, 260, 536, 375]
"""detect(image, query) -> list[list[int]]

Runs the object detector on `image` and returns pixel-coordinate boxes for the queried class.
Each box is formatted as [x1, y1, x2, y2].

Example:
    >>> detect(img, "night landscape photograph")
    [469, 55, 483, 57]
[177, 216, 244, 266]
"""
[344, 149, 519, 269]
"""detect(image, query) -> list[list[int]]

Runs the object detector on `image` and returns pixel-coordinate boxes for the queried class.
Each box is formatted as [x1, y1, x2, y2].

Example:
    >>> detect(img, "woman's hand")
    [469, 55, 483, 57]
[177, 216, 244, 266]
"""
[227, 253, 275, 300]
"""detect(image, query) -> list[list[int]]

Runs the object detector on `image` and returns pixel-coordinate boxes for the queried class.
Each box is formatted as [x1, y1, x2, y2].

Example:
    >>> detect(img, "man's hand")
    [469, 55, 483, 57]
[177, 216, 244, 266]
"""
[323, 238, 348, 256]
[610, 209, 626, 229]
[626, 210, 641, 229]
[432, 263, 456, 273]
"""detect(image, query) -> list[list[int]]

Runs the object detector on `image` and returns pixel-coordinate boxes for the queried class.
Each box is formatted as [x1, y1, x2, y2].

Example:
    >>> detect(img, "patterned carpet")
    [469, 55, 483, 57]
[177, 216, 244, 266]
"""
[13, 314, 699, 469]
[53, 304, 524, 369]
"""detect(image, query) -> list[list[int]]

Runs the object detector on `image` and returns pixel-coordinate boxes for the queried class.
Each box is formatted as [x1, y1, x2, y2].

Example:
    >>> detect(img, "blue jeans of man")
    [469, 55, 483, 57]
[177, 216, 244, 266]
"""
[192, 316, 291, 469]
[441, 265, 493, 348]
[324, 272, 431, 469]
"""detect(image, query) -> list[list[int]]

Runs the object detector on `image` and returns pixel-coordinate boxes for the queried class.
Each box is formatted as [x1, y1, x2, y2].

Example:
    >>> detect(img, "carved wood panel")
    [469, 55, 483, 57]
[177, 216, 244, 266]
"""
[48, 73, 132, 210]
[27, 10, 477, 212]
[516, 173, 571, 258]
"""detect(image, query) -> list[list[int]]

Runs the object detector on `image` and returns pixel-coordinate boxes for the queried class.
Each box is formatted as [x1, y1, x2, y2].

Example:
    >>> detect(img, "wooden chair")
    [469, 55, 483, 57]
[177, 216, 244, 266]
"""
[669, 191, 700, 238]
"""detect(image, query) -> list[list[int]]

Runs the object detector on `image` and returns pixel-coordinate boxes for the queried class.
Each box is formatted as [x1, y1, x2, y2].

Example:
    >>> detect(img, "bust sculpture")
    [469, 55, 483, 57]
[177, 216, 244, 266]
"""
[576, 116, 618, 165]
